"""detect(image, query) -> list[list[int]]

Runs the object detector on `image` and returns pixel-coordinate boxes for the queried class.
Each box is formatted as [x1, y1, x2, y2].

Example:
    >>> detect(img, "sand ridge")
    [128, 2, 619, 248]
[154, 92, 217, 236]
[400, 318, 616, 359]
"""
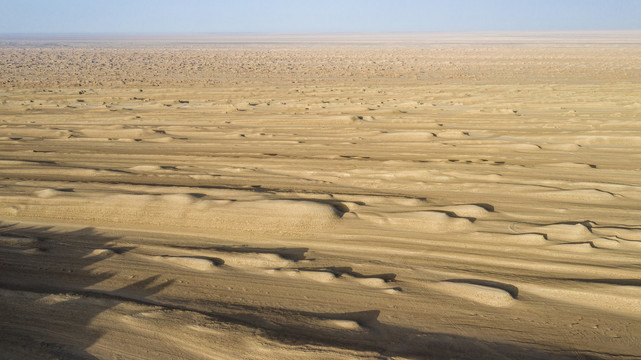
[2, 33, 641, 359]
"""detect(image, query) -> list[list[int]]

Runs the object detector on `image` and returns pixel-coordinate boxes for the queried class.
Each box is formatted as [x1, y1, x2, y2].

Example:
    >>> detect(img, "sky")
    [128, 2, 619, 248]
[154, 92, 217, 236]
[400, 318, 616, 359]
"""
[1, 0, 640, 34]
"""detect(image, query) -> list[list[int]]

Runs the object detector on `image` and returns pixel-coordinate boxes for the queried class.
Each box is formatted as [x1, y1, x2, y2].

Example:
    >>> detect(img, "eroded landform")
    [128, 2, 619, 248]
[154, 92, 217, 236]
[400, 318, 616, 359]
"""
[1, 33, 641, 359]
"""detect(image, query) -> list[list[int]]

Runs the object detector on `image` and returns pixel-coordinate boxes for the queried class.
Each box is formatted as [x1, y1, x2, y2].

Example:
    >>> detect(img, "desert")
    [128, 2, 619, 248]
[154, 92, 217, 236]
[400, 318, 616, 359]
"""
[1, 32, 641, 359]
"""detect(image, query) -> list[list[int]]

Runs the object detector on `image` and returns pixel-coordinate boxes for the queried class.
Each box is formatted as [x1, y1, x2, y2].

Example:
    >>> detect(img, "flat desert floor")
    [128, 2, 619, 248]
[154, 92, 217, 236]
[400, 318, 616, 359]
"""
[1, 32, 641, 359]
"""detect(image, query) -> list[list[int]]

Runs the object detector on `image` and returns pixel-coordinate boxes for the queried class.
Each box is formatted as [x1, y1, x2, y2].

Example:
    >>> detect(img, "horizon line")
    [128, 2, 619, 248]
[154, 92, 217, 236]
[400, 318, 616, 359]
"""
[2, 29, 641, 38]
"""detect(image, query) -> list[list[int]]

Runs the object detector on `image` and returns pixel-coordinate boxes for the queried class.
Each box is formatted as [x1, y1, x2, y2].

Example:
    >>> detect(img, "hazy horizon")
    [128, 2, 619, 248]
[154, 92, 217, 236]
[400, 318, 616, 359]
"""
[2, 0, 640, 35]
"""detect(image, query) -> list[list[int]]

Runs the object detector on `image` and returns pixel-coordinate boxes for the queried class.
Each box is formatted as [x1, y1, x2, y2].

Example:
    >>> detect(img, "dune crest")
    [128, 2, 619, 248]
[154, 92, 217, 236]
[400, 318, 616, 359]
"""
[2, 33, 641, 359]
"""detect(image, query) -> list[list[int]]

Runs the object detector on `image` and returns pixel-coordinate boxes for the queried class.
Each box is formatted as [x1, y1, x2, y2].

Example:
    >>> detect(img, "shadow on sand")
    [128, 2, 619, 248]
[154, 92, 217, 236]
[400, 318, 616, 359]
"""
[0, 222, 605, 359]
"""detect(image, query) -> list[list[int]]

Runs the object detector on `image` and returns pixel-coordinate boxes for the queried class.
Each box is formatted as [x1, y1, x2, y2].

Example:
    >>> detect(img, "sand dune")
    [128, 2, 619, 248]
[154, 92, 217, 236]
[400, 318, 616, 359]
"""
[2, 33, 641, 359]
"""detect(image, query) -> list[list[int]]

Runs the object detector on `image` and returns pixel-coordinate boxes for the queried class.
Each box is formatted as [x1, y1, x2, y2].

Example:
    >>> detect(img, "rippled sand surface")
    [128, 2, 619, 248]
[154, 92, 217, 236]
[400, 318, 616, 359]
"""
[2, 32, 641, 359]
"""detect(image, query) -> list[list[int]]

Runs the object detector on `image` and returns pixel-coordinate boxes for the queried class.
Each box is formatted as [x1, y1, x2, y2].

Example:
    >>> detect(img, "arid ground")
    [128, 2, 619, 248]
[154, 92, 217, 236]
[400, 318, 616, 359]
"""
[1, 32, 641, 359]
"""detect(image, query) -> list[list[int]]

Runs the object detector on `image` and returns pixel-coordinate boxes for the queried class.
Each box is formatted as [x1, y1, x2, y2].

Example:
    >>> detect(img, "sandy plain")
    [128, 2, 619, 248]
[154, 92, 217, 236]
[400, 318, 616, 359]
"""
[1, 32, 641, 359]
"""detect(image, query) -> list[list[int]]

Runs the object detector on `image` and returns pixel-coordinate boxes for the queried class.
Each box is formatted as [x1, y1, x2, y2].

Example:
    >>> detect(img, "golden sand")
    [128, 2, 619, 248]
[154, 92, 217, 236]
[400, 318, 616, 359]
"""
[1, 33, 641, 359]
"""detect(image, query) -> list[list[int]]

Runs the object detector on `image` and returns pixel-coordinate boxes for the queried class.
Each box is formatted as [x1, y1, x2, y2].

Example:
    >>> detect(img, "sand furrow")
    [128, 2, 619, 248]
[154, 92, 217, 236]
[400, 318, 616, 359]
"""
[2, 34, 641, 359]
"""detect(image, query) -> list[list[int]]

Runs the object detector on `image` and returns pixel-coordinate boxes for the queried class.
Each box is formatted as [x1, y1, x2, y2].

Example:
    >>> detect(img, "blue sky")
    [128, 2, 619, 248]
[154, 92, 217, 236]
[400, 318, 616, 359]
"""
[1, 0, 640, 34]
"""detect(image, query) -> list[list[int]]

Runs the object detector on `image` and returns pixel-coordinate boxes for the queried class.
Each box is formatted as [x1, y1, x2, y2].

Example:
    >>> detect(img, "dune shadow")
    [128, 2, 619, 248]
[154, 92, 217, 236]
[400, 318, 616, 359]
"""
[0, 222, 171, 359]
[443, 278, 519, 298]
[0, 222, 608, 359]
[139, 297, 604, 360]
[170, 244, 309, 262]
[295, 266, 397, 282]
